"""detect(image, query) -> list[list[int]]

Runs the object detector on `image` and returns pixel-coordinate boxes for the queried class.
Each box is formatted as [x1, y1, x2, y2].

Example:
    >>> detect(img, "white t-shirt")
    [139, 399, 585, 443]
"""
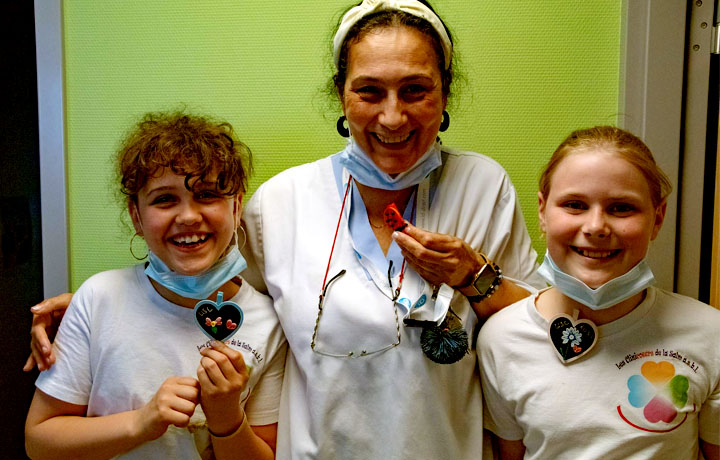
[479, 287, 720, 460]
[242, 149, 541, 459]
[36, 264, 287, 460]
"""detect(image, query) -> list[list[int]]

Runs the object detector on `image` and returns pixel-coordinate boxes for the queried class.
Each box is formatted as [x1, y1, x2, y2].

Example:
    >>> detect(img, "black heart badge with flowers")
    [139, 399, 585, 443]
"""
[547, 310, 598, 364]
[194, 291, 243, 341]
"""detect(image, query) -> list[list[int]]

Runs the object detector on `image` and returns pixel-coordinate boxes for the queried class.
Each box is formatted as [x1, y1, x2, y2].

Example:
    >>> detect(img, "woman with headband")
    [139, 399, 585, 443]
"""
[241, 1, 541, 457]
[28, 1, 543, 458]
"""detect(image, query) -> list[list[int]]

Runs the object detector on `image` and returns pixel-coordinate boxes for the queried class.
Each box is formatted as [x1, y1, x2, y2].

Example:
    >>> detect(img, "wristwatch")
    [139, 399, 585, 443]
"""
[462, 254, 503, 303]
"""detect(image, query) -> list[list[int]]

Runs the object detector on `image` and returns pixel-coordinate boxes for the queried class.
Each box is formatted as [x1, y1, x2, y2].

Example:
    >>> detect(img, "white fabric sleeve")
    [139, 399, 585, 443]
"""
[428, 152, 542, 289]
[34, 286, 93, 405]
[241, 189, 269, 295]
[244, 341, 287, 426]
[699, 370, 720, 445]
[485, 173, 544, 290]
[477, 313, 525, 441]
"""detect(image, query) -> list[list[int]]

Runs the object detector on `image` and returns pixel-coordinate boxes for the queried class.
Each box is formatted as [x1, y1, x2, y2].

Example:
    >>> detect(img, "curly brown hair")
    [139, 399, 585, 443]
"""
[117, 111, 252, 202]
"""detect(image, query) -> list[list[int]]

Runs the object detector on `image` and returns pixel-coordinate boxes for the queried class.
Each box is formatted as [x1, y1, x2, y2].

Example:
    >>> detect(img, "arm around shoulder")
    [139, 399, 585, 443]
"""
[466, 277, 530, 320]
[24, 292, 74, 372]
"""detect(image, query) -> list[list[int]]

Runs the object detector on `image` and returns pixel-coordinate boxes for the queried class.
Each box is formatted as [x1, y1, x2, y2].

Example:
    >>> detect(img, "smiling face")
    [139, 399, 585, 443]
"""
[130, 169, 240, 276]
[341, 26, 446, 175]
[538, 149, 665, 288]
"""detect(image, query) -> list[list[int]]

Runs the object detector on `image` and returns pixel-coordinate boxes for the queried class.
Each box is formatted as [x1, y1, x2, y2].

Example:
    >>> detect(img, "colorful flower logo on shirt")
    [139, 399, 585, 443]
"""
[622, 361, 690, 428]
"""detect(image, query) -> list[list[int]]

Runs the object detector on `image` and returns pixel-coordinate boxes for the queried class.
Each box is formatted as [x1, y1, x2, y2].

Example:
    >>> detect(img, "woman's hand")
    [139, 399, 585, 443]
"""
[392, 222, 531, 319]
[197, 340, 249, 436]
[392, 222, 481, 288]
[135, 376, 200, 441]
[23, 293, 73, 372]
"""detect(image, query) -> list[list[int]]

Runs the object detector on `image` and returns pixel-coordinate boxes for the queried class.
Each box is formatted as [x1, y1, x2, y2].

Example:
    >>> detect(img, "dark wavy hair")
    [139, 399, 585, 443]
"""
[331, 0, 455, 101]
[117, 111, 252, 203]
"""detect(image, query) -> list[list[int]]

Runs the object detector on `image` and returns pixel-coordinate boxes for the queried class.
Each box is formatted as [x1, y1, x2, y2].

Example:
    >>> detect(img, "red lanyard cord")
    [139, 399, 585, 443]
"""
[320, 176, 416, 303]
[319, 174, 353, 302]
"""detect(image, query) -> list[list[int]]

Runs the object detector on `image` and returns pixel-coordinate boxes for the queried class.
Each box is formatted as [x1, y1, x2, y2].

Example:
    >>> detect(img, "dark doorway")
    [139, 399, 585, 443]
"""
[0, 2, 43, 459]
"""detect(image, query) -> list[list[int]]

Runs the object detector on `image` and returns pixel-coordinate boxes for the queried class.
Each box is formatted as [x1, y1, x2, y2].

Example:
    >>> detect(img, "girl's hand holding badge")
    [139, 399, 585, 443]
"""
[198, 340, 250, 437]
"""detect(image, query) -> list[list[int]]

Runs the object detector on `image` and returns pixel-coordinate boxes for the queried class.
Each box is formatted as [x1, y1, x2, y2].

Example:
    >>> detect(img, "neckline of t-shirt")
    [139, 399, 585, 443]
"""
[526, 285, 657, 339]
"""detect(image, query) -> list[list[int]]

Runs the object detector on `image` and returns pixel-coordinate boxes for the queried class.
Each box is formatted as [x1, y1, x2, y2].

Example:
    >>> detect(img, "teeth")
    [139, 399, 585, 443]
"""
[376, 133, 411, 144]
[576, 248, 616, 258]
[173, 234, 207, 244]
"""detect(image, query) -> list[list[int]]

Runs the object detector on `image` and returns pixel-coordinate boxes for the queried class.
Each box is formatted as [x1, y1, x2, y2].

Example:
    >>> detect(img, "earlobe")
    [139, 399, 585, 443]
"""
[537, 192, 547, 233]
[234, 195, 243, 228]
[128, 201, 143, 236]
[650, 201, 667, 241]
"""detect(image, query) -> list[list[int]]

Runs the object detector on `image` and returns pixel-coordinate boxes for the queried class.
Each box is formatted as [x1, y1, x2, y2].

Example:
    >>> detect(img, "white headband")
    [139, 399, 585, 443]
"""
[333, 0, 452, 70]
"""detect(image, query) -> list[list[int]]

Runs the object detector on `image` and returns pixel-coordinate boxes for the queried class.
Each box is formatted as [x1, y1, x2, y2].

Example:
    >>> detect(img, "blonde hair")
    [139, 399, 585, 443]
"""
[539, 126, 672, 207]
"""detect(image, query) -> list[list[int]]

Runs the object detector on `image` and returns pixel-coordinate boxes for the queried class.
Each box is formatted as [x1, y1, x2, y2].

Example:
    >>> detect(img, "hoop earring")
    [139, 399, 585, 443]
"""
[336, 116, 350, 138]
[237, 226, 247, 251]
[129, 233, 148, 260]
[439, 110, 450, 132]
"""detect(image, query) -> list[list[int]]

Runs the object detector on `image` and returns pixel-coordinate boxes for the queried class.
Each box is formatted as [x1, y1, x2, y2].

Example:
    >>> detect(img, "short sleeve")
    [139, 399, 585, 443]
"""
[243, 341, 287, 426]
[699, 370, 720, 444]
[241, 186, 269, 294]
[425, 152, 542, 289]
[486, 174, 544, 290]
[34, 288, 93, 405]
[477, 313, 525, 441]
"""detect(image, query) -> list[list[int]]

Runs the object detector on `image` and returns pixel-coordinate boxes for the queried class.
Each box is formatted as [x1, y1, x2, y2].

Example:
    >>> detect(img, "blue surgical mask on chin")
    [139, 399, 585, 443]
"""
[144, 245, 248, 300]
[536, 250, 655, 311]
[337, 138, 442, 190]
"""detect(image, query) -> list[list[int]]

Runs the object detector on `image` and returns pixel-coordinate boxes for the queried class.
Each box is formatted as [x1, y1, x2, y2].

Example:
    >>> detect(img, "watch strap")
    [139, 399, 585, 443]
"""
[463, 254, 503, 303]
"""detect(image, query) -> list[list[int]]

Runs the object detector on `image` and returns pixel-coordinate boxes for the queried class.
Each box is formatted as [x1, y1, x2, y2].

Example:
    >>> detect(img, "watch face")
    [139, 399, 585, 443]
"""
[473, 265, 497, 294]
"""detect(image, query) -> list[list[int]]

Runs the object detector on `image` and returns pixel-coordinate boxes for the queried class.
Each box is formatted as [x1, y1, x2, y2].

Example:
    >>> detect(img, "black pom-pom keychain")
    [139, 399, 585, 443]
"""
[420, 308, 469, 364]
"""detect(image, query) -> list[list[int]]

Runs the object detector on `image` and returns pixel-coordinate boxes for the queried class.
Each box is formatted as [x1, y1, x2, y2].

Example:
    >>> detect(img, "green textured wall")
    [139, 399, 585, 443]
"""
[63, 1, 621, 289]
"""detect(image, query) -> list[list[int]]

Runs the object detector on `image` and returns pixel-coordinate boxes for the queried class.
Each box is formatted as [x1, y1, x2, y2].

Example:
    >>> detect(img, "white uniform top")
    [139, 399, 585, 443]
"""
[242, 148, 541, 459]
[479, 287, 720, 460]
[36, 264, 287, 460]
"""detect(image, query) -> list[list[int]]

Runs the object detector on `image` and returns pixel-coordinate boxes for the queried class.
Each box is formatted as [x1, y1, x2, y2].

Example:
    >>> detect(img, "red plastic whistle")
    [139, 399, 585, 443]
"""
[383, 203, 407, 231]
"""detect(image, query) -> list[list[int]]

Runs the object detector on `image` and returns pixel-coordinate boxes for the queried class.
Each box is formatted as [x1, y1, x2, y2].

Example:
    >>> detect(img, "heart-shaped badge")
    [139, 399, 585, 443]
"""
[194, 291, 243, 342]
[547, 311, 597, 364]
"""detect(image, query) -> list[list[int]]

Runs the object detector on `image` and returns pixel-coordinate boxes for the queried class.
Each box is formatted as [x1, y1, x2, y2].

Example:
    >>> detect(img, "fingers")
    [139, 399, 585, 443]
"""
[29, 316, 56, 372]
[30, 292, 73, 316]
[22, 354, 37, 373]
[197, 341, 248, 389]
[152, 377, 200, 428]
[196, 343, 248, 436]
[26, 293, 72, 372]
[165, 377, 201, 413]
[135, 376, 201, 441]
[393, 224, 460, 267]
[392, 223, 480, 287]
